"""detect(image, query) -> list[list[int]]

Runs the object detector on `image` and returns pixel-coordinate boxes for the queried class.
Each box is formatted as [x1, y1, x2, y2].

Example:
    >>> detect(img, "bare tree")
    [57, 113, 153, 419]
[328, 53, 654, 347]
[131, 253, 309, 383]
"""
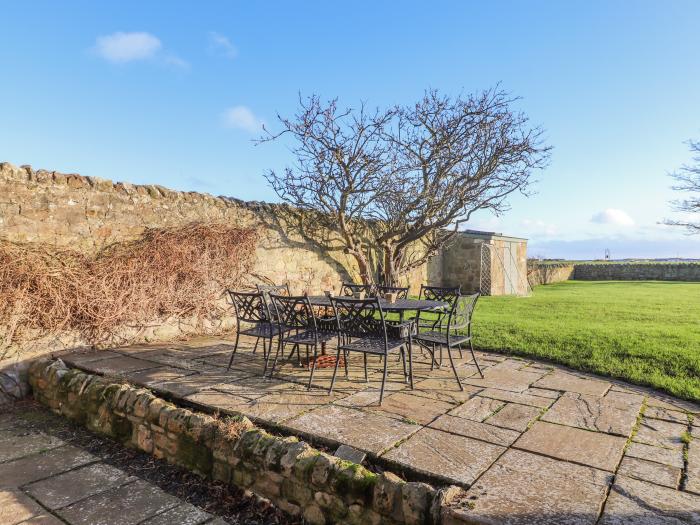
[261, 89, 550, 286]
[666, 140, 700, 234]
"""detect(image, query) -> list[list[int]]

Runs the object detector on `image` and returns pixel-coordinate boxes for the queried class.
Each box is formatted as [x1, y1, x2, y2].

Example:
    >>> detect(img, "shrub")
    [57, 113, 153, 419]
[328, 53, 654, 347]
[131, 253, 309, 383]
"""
[0, 222, 258, 358]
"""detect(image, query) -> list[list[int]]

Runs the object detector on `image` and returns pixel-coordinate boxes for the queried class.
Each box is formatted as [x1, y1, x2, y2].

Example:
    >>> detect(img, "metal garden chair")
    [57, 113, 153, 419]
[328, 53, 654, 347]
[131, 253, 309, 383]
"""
[375, 285, 409, 299]
[340, 282, 375, 297]
[267, 294, 335, 389]
[253, 283, 290, 354]
[414, 292, 483, 390]
[328, 296, 412, 404]
[227, 290, 291, 375]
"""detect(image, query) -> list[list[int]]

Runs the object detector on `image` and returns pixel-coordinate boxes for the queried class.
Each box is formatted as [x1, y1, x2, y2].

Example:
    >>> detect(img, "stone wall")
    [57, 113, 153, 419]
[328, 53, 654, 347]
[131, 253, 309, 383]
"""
[574, 263, 700, 282]
[527, 263, 576, 286]
[28, 358, 464, 525]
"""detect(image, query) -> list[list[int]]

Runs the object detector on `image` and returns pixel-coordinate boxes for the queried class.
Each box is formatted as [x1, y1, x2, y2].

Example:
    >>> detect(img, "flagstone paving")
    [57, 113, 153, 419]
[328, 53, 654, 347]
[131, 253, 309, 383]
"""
[0, 412, 224, 525]
[57, 336, 700, 524]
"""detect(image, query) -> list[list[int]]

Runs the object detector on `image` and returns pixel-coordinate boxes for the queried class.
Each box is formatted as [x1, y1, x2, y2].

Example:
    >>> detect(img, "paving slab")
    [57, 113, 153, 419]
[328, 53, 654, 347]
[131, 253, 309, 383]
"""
[125, 365, 196, 386]
[374, 391, 454, 424]
[514, 421, 626, 471]
[644, 406, 690, 425]
[24, 462, 135, 509]
[429, 414, 521, 446]
[333, 383, 409, 408]
[534, 370, 611, 397]
[140, 503, 213, 525]
[411, 377, 482, 404]
[62, 350, 123, 365]
[524, 386, 562, 399]
[633, 418, 687, 449]
[460, 366, 545, 393]
[485, 403, 542, 432]
[446, 449, 611, 525]
[449, 396, 505, 422]
[541, 391, 643, 436]
[599, 475, 700, 525]
[84, 356, 160, 376]
[687, 439, 700, 495]
[382, 427, 505, 486]
[214, 375, 313, 400]
[233, 389, 344, 423]
[646, 395, 700, 415]
[477, 388, 556, 409]
[18, 513, 66, 524]
[285, 405, 419, 455]
[624, 442, 685, 469]
[616, 456, 681, 489]
[0, 444, 97, 488]
[57, 479, 182, 525]
[0, 428, 65, 462]
[150, 368, 253, 397]
[0, 489, 48, 525]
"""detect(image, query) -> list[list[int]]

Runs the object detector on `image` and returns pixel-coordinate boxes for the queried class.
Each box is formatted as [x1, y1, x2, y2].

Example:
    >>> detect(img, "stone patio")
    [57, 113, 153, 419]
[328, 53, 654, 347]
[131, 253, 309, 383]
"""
[59, 336, 700, 525]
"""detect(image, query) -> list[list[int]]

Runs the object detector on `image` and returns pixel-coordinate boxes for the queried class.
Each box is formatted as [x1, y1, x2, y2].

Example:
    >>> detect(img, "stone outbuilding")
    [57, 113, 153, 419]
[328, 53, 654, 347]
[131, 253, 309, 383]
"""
[430, 230, 529, 296]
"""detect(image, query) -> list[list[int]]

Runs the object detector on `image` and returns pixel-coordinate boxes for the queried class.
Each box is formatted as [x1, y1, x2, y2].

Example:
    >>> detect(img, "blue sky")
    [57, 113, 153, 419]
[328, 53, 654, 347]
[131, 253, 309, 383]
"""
[2, 1, 700, 259]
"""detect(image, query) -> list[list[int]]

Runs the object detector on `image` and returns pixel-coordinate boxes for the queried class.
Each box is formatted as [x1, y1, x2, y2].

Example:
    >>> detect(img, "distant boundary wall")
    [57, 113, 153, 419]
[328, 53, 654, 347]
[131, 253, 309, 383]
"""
[573, 263, 700, 282]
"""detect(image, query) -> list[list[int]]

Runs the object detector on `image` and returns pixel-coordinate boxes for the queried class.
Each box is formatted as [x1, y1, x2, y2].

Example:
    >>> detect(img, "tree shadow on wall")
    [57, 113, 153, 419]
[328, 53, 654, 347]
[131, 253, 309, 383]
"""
[243, 202, 371, 288]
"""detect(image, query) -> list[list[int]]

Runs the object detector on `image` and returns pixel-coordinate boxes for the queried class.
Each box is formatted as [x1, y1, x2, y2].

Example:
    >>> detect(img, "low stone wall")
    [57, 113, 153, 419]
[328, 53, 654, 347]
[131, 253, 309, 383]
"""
[527, 263, 575, 286]
[574, 263, 700, 282]
[28, 358, 465, 525]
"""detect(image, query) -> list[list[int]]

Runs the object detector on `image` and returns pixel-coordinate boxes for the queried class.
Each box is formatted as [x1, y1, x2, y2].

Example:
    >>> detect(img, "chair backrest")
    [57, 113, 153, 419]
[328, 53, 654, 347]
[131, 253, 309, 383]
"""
[419, 285, 461, 305]
[256, 284, 290, 320]
[228, 290, 269, 324]
[375, 285, 409, 299]
[269, 294, 316, 333]
[329, 296, 387, 340]
[340, 282, 375, 297]
[446, 293, 480, 333]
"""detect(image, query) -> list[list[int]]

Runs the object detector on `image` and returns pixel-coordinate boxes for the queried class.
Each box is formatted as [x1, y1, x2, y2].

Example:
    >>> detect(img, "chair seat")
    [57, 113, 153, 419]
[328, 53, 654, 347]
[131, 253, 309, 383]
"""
[339, 336, 405, 356]
[414, 331, 469, 346]
[240, 323, 291, 338]
[284, 330, 336, 345]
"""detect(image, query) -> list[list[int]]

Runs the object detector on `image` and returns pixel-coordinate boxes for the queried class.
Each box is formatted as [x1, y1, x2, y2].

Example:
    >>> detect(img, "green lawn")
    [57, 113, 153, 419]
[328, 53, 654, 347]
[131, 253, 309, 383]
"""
[472, 281, 700, 403]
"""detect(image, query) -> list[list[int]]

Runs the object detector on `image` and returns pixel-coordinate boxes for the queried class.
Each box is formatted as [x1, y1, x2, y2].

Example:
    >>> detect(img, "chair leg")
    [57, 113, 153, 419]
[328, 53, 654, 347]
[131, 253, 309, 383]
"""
[268, 339, 284, 379]
[329, 348, 342, 395]
[400, 348, 407, 383]
[458, 343, 463, 359]
[446, 345, 464, 391]
[308, 346, 318, 390]
[363, 354, 368, 382]
[470, 339, 484, 378]
[379, 352, 389, 405]
[343, 350, 349, 379]
[227, 332, 240, 371]
[252, 338, 260, 354]
[407, 339, 414, 389]
[262, 337, 274, 376]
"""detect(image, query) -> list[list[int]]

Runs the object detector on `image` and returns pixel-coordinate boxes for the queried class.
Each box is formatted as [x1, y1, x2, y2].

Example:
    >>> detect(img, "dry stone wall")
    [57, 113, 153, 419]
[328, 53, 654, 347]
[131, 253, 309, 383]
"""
[574, 263, 700, 281]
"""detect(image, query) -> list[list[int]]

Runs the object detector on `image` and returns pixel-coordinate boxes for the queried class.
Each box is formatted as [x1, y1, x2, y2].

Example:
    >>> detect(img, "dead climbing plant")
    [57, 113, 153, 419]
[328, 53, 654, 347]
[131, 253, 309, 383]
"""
[0, 223, 259, 358]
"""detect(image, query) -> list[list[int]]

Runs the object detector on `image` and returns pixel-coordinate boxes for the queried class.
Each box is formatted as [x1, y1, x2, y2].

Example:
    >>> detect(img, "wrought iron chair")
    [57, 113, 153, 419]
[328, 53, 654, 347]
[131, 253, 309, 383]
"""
[418, 284, 461, 329]
[253, 283, 290, 354]
[329, 296, 412, 404]
[340, 282, 375, 297]
[267, 294, 335, 389]
[227, 290, 291, 375]
[414, 293, 483, 390]
[375, 285, 409, 299]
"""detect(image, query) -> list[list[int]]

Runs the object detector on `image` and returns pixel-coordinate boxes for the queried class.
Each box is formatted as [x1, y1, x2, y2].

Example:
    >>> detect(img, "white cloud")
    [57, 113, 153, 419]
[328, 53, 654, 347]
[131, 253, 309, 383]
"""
[94, 32, 188, 69]
[94, 32, 162, 63]
[208, 32, 237, 59]
[591, 208, 635, 226]
[520, 218, 559, 236]
[222, 106, 263, 133]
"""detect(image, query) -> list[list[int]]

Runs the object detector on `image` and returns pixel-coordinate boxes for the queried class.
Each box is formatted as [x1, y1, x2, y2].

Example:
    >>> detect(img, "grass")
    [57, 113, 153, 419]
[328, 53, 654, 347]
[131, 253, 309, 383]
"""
[472, 281, 700, 403]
